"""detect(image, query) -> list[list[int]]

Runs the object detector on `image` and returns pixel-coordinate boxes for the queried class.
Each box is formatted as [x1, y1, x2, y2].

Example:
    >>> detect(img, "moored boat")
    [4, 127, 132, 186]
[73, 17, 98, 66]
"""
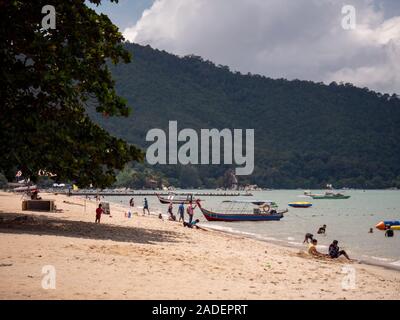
[196, 199, 286, 222]
[156, 193, 196, 204]
[310, 191, 350, 199]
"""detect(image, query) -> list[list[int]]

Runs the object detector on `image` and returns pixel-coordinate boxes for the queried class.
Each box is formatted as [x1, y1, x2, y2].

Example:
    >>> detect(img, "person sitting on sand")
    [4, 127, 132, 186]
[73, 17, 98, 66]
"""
[95, 204, 103, 224]
[303, 233, 314, 244]
[158, 213, 163, 220]
[143, 197, 150, 215]
[328, 240, 350, 260]
[308, 239, 327, 257]
[317, 224, 326, 234]
[183, 219, 203, 230]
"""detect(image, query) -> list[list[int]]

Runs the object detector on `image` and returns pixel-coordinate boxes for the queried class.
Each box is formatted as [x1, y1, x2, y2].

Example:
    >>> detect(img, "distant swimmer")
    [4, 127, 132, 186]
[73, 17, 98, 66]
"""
[368, 228, 373, 233]
[317, 224, 327, 234]
[385, 228, 394, 237]
[303, 233, 314, 244]
[329, 240, 350, 260]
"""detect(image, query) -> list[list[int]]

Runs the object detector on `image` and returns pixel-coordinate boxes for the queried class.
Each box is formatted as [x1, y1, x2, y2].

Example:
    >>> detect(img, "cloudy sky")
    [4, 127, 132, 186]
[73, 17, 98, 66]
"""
[93, 0, 400, 94]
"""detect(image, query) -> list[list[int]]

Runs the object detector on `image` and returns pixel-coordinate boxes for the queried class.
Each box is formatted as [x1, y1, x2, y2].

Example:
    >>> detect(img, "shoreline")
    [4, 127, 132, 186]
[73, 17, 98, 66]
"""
[1, 191, 399, 299]
[102, 195, 400, 273]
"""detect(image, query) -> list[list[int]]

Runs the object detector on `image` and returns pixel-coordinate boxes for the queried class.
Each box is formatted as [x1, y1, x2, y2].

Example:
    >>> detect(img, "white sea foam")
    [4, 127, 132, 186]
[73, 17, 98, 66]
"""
[390, 260, 400, 266]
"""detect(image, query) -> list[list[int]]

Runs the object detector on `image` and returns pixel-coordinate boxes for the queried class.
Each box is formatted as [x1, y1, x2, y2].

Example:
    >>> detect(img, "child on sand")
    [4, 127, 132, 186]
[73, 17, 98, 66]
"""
[95, 204, 103, 223]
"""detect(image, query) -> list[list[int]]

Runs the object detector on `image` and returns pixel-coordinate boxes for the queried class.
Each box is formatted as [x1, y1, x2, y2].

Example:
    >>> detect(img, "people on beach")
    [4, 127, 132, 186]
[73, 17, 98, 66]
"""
[167, 202, 176, 221]
[303, 233, 314, 244]
[328, 240, 350, 260]
[178, 202, 185, 222]
[308, 239, 327, 257]
[317, 224, 326, 234]
[187, 201, 197, 224]
[183, 219, 203, 230]
[30, 189, 42, 200]
[129, 198, 134, 207]
[95, 204, 103, 223]
[143, 197, 150, 215]
[158, 213, 163, 220]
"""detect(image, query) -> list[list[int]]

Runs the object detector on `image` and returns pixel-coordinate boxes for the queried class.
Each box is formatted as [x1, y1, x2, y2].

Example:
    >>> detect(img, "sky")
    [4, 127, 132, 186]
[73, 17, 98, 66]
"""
[92, 0, 400, 95]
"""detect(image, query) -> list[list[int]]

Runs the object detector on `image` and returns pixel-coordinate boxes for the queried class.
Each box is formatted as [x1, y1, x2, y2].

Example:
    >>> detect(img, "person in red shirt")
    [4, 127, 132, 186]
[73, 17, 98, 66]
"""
[95, 204, 103, 223]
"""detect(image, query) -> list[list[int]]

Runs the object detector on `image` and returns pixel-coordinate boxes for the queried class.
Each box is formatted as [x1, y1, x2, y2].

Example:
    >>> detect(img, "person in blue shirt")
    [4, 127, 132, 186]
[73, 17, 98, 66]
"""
[178, 202, 185, 222]
[143, 197, 150, 215]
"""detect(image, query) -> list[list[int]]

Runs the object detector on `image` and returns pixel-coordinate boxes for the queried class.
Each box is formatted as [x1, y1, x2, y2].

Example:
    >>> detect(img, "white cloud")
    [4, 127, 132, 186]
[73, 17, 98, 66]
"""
[123, 0, 400, 94]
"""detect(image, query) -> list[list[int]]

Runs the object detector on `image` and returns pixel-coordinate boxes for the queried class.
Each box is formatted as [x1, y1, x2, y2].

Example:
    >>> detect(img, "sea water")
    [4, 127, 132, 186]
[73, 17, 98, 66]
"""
[104, 190, 400, 268]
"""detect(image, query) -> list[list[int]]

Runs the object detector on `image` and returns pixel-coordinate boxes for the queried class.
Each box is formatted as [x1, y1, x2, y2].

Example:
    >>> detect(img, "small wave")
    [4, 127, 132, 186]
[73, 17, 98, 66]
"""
[288, 241, 303, 247]
[287, 237, 295, 241]
[369, 256, 392, 262]
[390, 260, 400, 266]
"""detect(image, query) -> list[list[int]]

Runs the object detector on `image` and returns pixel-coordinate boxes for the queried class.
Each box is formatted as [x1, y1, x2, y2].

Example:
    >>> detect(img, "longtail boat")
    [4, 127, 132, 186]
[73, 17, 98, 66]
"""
[156, 193, 197, 204]
[196, 199, 286, 222]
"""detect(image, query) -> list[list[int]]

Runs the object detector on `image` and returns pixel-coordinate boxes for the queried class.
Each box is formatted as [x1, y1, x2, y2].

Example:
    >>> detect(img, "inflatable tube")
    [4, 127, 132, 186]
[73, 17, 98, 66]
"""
[288, 202, 312, 208]
[376, 221, 400, 231]
[390, 225, 400, 231]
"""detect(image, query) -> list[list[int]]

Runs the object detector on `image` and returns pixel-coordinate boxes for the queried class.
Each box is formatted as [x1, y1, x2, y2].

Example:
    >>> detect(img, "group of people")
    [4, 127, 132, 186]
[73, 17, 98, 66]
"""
[94, 197, 202, 229]
[303, 225, 351, 260]
[165, 201, 201, 229]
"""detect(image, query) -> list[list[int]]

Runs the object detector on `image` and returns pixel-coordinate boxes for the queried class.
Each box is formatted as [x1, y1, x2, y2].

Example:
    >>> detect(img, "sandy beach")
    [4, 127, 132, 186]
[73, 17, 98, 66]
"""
[0, 191, 399, 300]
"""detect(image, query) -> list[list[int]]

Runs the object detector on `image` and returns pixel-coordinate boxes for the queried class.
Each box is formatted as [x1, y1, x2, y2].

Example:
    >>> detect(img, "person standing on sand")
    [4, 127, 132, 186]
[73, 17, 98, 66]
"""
[129, 198, 134, 207]
[178, 202, 185, 222]
[95, 204, 103, 223]
[187, 201, 197, 224]
[167, 202, 175, 221]
[143, 197, 150, 215]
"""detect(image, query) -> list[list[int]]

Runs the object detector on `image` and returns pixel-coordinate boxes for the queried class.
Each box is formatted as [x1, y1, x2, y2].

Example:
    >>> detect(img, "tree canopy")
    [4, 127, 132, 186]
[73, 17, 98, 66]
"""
[0, 1, 143, 187]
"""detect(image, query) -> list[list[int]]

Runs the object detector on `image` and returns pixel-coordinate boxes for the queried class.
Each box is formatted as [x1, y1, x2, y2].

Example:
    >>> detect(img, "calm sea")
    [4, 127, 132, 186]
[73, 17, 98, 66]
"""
[104, 190, 400, 268]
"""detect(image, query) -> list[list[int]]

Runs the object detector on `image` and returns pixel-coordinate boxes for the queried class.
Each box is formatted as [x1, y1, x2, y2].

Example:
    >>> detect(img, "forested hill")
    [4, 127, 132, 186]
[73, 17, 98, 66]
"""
[88, 42, 400, 189]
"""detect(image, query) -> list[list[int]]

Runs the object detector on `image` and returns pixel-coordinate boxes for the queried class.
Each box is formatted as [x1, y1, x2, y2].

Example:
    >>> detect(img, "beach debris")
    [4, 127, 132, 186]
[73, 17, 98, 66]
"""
[0, 263, 13, 267]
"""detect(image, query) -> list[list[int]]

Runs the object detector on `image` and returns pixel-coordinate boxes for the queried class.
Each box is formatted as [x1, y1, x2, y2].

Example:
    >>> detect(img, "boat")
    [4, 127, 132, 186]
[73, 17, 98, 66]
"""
[310, 191, 350, 200]
[376, 220, 400, 230]
[156, 193, 197, 204]
[196, 199, 287, 222]
[288, 201, 312, 208]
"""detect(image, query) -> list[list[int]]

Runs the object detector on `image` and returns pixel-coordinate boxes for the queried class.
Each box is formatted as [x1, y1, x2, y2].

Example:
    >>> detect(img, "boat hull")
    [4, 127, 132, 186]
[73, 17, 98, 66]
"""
[200, 208, 284, 222]
[156, 193, 195, 204]
[311, 195, 350, 199]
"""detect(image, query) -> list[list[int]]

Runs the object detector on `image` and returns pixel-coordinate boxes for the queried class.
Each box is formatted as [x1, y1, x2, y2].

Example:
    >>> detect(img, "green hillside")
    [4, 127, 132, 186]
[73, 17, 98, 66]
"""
[88, 43, 400, 189]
